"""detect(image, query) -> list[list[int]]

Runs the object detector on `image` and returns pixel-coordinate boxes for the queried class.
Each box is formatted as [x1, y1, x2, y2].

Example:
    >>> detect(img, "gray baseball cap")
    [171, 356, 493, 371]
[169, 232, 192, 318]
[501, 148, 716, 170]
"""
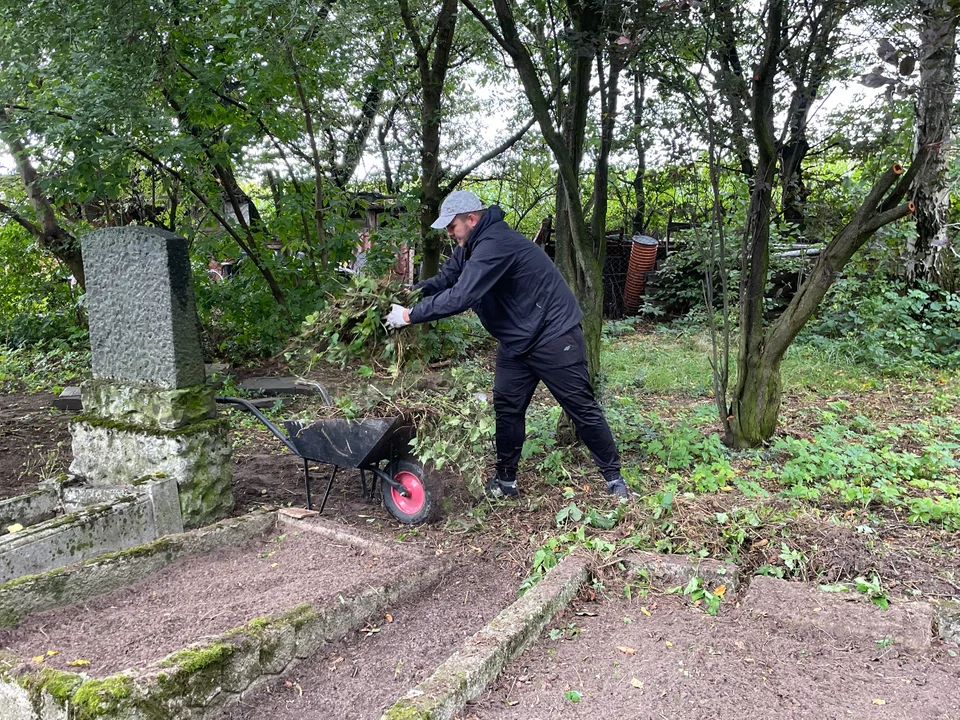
[430, 190, 485, 229]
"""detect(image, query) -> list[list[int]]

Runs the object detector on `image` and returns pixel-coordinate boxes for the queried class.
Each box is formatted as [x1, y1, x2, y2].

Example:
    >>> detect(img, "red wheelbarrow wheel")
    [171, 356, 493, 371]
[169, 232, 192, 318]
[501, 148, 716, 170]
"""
[382, 455, 440, 524]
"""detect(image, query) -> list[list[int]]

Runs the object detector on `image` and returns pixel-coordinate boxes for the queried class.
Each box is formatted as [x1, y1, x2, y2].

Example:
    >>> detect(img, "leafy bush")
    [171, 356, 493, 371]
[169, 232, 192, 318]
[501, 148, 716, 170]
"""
[803, 275, 960, 371]
[288, 274, 489, 372]
[193, 253, 331, 362]
[0, 222, 86, 348]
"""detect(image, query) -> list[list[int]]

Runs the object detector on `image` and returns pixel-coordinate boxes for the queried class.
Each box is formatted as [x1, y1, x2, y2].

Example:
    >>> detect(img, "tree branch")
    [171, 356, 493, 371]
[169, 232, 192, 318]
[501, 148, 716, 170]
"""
[441, 116, 536, 194]
[0, 199, 43, 237]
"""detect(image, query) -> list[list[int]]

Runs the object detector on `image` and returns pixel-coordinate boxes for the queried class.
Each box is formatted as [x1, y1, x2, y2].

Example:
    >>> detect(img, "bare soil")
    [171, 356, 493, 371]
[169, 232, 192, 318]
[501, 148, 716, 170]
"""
[470, 593, 960, 720]
[0, 392, 71, 500]
[215, 548, 523, 720]
[0, 528, 417, 675]
[2, 372, 959, 720]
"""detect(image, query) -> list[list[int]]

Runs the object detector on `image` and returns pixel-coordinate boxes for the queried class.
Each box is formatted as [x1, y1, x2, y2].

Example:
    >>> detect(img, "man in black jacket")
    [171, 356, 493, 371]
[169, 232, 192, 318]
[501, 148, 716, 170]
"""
[384, 191, 628, 499]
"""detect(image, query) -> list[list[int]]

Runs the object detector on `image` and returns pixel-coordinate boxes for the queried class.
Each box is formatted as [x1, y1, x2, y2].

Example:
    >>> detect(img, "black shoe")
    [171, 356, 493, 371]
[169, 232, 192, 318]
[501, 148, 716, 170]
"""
[484, 477, 519, 498]
[605, 475, 629, 499]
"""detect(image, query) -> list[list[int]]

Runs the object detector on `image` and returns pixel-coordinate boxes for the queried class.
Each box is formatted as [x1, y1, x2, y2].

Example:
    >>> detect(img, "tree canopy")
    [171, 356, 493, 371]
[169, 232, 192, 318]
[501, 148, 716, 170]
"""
[1, 0, 956, 444]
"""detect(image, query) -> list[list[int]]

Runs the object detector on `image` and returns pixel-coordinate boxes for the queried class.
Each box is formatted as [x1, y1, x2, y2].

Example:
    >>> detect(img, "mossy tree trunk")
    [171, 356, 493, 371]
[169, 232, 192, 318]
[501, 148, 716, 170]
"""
[723, 0, 928, 448]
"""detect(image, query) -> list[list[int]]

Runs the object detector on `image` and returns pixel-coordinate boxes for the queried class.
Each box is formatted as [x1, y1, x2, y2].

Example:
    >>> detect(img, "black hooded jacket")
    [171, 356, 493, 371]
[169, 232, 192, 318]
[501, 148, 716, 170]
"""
[408, 206, 583, 357]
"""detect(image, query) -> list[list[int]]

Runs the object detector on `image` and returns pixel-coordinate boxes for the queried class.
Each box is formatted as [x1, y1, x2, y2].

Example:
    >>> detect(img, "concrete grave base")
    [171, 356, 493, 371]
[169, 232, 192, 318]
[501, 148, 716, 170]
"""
[0, 514, 449, 720]
[0, 478, 183, 588]
[80, 380, 215, 431]
[0, 512, 273, 630]
[70, 419, 233, 528]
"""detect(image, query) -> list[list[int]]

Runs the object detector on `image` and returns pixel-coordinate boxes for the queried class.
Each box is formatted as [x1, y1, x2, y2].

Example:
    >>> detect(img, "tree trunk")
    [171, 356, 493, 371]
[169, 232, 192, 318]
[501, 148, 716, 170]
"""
[729, 155, 926, 446]
[0, 117, 85, 289]
[631, 70, 647, 236]
[908, 0, 958, 288]
[725, 0, 783, 448]
[777, 1, 841, 239]
[399, 0, 458, 280]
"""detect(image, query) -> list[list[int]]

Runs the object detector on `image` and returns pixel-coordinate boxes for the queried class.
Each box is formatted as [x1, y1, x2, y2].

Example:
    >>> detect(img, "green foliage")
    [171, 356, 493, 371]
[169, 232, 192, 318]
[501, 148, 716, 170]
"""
[666, 575, 722, 615]
[288, 275, 487, 372]
[819, 573, 891, 610]
[804, 276, 960, 372]
[0, 342, 90, 393]
[409, 367, 496, 490]
[769, 417, 960, 529]
[0, 222, 86, 348]
[194, 256, 329, 361]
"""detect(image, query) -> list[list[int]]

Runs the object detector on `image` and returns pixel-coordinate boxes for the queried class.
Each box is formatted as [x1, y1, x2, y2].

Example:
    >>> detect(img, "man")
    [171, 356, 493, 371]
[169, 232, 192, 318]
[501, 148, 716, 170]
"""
[384, 190, 628, 499]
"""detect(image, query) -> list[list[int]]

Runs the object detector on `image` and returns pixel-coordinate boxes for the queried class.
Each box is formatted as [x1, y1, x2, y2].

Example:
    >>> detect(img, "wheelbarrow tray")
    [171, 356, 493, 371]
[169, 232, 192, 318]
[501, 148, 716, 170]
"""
[283, 416, 414, 468]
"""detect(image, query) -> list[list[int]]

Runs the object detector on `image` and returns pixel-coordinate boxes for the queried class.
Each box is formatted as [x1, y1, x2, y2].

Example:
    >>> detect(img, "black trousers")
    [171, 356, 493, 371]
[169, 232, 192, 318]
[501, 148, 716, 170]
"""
[492, 325, 621, 484]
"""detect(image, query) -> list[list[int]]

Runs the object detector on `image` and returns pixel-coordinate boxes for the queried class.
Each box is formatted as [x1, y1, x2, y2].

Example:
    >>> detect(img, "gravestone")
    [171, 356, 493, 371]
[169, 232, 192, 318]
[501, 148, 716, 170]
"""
[69, 227, 233, 527]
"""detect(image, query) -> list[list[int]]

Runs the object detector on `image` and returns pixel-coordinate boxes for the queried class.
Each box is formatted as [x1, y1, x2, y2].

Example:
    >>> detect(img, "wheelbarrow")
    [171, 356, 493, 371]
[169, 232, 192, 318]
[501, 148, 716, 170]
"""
[216, 396, 439, 524]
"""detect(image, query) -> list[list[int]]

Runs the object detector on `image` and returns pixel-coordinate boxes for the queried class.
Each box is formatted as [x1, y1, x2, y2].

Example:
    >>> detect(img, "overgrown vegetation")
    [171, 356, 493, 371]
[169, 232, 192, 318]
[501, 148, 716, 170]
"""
[285, 275, 487, 374]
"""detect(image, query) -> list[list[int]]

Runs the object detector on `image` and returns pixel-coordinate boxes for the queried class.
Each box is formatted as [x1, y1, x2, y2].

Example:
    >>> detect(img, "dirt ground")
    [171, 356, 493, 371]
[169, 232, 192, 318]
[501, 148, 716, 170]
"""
[1, 386, 959, 719]
[214, 550, 523, 720]
[0, 392, 71, 500]
[0, 528, 422, 675]
[470, 593, 960, 720]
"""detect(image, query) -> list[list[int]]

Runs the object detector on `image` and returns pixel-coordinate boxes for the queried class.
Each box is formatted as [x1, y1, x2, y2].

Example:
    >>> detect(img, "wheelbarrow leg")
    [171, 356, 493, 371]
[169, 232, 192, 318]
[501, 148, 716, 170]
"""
[304, 459, 313, 510]
[318, 465, 339, 515]
[360, 469, 368, 499]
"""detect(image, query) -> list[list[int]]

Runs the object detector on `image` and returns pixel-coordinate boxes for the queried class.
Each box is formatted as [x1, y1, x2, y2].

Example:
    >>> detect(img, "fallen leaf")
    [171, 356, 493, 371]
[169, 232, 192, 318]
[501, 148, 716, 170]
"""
[385, 613, 393, 623]
[67, 659, 91, 667]
[873, 699, 886, 705]
[270, 562, 279, 568]
[46, 650, 58, 657]
[616, 646, 637, 655]
[576, 610, 597, 616]
[32, 655, 46, 664]
[630, 677, 644, 688]
[751, 539, 768, 549]
[6, 523, 23, 534]
[714, 585, 726, 598]
[665, 641, 673, 648]
[640, 607, 651, 616]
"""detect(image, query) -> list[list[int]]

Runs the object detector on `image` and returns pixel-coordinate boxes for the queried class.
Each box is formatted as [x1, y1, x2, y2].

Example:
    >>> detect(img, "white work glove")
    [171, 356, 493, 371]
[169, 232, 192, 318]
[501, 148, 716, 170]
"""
[384, 303, 410, 330]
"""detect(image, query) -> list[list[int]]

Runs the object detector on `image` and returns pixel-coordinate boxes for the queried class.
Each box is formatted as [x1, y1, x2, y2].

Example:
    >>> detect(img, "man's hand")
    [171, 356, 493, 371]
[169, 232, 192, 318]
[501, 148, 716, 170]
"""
[384, 304, 410, 330]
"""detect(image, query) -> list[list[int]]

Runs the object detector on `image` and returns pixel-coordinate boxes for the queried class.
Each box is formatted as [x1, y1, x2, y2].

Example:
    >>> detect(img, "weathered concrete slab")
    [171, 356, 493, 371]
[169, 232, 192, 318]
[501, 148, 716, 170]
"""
[69, 419, 233, 528]
[0, 520, 450, 720]
[52, 386, 82, 411]
[0, 511, 274, 629]
[0, 490, 59, 535]
[239, 377, 327, 397]
[934, 599, 960, 645]
[0, 479, 183, 586]
[741, 575, 933, 651]
[380, 553, 590, 720]
[624, 550, 741, 593]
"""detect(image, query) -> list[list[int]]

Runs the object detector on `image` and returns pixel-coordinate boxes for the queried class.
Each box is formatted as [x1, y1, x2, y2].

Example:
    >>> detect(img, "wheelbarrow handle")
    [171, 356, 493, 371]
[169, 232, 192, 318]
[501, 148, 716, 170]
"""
[215, 396, 302, 457]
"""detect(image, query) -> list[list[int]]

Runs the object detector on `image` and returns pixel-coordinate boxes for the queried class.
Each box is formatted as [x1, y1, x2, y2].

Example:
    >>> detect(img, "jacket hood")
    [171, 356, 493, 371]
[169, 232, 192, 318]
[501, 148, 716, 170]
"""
[465, 205, 505, 253]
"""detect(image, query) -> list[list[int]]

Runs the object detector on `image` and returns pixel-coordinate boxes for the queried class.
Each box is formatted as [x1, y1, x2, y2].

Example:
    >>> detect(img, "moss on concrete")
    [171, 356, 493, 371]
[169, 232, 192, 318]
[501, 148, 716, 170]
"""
[71, 676, 135, 718]
[223, 603, 318, 642]
[381, 701, 431, 720]
[73, 415, 227, 439]
[11, 670, 135, 719]
[160, 641, 235, 673]
[19, 666, 84, 703]
[81, 380, 215, 431]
